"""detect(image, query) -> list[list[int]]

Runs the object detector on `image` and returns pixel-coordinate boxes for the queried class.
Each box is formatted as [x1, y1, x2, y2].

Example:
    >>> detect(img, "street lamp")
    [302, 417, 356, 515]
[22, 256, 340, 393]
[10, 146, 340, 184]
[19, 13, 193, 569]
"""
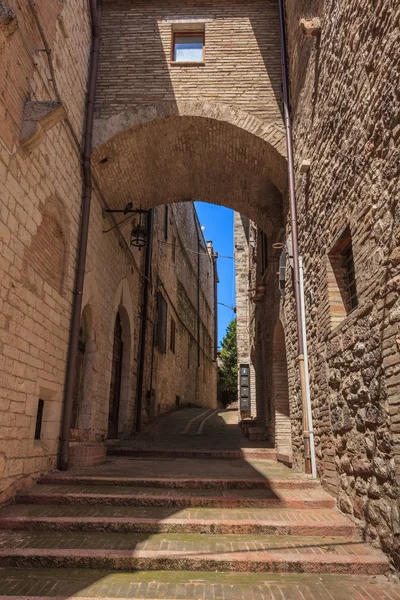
[103, 203, 149, 250]
[130, 211, 148, 248]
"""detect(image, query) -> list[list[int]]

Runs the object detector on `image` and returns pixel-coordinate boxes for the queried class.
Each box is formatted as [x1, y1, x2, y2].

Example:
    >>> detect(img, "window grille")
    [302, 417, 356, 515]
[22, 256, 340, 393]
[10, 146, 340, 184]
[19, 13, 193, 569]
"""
[34, 399, 44, 440]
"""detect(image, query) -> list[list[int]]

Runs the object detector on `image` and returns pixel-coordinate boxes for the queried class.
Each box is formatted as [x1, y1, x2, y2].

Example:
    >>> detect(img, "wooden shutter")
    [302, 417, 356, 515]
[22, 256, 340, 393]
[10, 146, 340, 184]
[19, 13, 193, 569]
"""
[157, 292, 167, 353]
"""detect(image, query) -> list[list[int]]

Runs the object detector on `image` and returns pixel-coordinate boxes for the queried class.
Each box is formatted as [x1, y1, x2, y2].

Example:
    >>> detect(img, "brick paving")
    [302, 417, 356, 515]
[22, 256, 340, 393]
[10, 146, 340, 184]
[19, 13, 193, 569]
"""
[40, 456, 311, 486]
[15, 483, 336, 510]
[0, 409, 398, 597]
[0, 570, 398, 599]
[107, 409, 271, 453]
[0, 504, 357, 536]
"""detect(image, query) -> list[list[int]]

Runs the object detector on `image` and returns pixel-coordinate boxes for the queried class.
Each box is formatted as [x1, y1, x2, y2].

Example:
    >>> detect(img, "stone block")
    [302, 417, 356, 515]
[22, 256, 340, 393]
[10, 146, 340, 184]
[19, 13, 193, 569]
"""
[20, 101, 66, 152]
[299, 17, 322, 38]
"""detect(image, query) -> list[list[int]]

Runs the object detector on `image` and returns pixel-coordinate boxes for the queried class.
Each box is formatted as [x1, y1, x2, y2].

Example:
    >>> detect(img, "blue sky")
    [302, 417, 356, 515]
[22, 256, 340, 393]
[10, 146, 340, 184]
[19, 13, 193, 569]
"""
[195, 202, 236, 347]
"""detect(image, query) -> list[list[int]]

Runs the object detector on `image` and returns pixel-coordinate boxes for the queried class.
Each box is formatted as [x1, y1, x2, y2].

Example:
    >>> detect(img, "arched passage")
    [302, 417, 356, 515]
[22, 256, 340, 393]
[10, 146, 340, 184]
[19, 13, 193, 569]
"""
[92, 102, 287, 235]
[93, 104, 290, 443]
[107, 279, 134, 439]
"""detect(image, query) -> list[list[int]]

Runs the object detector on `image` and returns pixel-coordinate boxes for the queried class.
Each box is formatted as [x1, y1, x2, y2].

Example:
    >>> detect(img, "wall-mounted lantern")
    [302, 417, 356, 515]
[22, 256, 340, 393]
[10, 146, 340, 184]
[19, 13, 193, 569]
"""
[130, 211, 148, 248]
[103, 203, 149, 249]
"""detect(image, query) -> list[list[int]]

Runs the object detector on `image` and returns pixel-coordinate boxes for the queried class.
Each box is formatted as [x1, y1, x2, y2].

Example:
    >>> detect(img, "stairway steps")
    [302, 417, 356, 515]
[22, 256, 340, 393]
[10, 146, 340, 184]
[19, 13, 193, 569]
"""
[16, 485, 336, 509]
[0, 504, 357, 536]
[0, 451, 391, 584]
[107, 448, 277, 460]
[39, 473, 319, 490]
[0, 532, 388, 575]
[0, 569, 397, 600]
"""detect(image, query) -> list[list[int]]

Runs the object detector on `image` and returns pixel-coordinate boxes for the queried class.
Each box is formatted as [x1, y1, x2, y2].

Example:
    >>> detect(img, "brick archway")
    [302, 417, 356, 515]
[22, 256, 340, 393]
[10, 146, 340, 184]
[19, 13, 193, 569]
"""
[92, 101, 287, 232]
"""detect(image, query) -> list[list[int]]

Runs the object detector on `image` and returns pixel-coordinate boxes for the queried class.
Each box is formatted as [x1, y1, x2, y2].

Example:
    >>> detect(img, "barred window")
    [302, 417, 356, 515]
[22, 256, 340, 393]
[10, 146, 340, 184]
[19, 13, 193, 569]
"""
[34, 399, 44, 440]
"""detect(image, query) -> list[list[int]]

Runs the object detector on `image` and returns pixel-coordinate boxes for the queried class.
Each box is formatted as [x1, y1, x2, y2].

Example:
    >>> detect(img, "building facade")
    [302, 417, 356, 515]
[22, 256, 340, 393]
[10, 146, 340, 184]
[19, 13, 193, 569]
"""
[0, 0, 217, 502]
[235, 0, 399, 566]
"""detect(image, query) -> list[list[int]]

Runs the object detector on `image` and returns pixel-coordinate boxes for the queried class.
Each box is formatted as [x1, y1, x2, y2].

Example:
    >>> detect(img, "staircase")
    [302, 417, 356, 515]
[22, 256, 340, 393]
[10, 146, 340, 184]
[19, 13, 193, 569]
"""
[0, 450, 394, 599]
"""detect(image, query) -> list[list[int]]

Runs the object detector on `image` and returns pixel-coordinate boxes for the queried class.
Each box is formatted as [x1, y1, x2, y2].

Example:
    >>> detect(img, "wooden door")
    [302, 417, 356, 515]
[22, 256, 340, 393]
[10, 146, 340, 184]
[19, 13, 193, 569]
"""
[108, 313, 123, 438]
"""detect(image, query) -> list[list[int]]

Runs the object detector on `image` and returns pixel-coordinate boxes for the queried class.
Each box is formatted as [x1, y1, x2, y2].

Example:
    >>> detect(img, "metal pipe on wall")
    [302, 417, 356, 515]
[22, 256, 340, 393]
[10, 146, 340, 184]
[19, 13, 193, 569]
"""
[59, 0, 102, 471]
[277, 0, 315, 475]
[135, 209, 154, 433]
[299, 257, 317, 478]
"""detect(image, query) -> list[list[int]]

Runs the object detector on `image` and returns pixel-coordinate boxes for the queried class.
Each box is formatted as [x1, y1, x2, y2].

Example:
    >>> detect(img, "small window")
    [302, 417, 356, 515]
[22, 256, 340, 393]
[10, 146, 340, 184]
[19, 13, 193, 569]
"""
[172, 32, 204, 63]
[170, 317, 176, 353]
[35, 399, 44, 440]
[156, 292, 167, 353]
[327, 227, 358, 328]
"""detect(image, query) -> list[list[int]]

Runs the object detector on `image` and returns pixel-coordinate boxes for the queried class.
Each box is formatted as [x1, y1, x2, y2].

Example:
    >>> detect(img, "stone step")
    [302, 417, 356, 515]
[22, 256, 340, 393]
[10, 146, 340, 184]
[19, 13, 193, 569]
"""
[0, 569, 397, 600]
[0, 531, 388, 575]
[16, 484, 336, 509]
[107, 448, 277, 460]
[0, 504, 357, 537]
[39, 473, 319, 490]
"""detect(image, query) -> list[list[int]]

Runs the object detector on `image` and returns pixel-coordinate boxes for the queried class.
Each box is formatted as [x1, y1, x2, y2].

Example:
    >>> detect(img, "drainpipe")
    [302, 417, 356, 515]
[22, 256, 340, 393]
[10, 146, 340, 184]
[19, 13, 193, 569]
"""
[299, 257, 317, 478]
[197, 236, 201, 369]
[213, 251, 218, 361]
[278, 0, 315, 476]
[135, 209, 154, 433]
[59, 0, 102, 471]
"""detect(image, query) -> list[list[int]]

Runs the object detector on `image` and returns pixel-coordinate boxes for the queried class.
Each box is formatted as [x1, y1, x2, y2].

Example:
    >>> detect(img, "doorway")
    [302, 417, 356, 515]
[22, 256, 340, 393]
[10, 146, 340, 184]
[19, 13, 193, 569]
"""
[108, 312, 124, 438]
[272, 319, 292, 454]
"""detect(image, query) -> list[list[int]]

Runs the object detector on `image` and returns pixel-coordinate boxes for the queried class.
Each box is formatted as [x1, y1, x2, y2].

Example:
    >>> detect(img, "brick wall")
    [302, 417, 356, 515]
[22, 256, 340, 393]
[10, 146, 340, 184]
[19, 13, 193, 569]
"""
[96, 0, 282, 124]
[138, 202, 217, 424]
[0, 0, 92, 501]
[0, 0, 216, 502]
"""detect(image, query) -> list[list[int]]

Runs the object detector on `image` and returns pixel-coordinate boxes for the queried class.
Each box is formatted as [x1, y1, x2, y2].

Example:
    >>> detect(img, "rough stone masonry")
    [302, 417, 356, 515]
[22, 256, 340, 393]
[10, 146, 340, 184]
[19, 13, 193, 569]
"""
[237, 0, 399, 567]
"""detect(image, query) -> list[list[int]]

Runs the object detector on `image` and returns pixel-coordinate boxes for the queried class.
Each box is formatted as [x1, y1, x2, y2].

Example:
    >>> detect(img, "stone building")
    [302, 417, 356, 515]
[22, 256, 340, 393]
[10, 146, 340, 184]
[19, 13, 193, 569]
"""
[0, 0, 399, 570]
[235, 0, 400, 566]
[0, 0, 216, 502]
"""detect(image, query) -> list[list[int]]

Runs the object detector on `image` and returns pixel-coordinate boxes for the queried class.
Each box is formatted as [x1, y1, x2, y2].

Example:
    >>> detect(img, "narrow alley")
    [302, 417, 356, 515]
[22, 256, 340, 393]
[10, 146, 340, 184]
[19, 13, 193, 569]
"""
[0, 408, 396, 598]
[0, 0, 399, 596]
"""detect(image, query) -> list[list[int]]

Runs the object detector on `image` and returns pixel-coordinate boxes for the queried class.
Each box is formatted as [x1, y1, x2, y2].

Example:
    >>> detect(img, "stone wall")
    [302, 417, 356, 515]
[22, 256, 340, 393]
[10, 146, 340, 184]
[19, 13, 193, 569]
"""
[283, 0, 400, 565]
[234, 213, 256, 419]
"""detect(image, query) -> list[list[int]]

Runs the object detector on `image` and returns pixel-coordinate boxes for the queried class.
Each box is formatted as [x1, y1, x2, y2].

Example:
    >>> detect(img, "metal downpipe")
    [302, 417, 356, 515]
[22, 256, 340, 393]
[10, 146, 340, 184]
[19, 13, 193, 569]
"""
[59, 0, 102, 470]
[277, 0, 315, 475]
[135, 209, 154, 433]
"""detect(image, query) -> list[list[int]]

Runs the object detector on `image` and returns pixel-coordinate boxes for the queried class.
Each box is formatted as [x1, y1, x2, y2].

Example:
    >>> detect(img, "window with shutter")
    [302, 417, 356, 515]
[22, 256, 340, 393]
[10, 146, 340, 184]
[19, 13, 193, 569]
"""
[156, 292, 168, 353]
[170, 317, 176, 353]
